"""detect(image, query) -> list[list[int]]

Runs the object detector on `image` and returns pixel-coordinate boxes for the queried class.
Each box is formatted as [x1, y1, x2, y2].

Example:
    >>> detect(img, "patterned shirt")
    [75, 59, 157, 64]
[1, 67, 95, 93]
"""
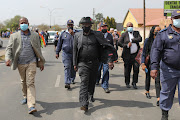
[18, 31, 36, 64]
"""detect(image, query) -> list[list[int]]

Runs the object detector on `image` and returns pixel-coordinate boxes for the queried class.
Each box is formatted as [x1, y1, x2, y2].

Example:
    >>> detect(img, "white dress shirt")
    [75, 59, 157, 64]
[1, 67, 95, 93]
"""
[128, 32, 138, 54]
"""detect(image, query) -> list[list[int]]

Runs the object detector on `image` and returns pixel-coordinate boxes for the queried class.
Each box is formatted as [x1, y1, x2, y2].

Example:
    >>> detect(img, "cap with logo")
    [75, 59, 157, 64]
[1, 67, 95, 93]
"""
[100, 22, 108, 27]
[67, 20, 74, 25]
[171, 10, 180, 18]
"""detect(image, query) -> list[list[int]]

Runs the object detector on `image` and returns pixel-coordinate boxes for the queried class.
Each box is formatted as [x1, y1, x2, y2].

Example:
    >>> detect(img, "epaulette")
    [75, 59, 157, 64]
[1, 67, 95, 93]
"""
[159, 28, 167, 33]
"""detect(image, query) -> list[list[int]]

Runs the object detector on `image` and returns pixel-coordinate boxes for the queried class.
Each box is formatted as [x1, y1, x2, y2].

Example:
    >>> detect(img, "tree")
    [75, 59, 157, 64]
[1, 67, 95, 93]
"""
[104, 16, 116, 30]
[52, 25, 61, 31]
[95, 13, 104, 23]
[93, 13, 104, 30]
[5, 15, 22, 31]
[37, 24, 49, 31]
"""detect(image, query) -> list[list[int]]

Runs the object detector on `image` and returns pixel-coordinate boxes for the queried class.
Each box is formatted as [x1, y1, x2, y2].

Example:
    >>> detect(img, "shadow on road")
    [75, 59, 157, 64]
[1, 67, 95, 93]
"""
[86, 98, 155, 115]
[34, 101, 80, 117]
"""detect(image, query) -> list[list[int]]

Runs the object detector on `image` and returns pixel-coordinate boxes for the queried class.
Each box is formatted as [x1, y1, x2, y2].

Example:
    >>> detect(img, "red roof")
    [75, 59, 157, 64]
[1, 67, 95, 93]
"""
[126, 8, 165, 26]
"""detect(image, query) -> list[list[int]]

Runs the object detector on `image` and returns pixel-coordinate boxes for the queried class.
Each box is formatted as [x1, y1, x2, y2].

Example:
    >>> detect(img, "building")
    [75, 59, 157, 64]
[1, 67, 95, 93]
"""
[123, 8, 171, 42]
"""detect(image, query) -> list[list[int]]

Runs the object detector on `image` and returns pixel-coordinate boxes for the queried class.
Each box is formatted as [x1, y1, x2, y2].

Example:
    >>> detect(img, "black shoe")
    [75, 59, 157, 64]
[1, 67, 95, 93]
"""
[145, 93, 151, 99]
[132, 83, 138, 89]
[104, 88, 110, 93]
[65, 84, 70, 89]
[89, 95, 95, 102]
[72, 81, 75, 84]
[161, 110, 168, 120]
[96, 82, 99, 85]
[126, 84, 131, 88]
[156, 101, 160, 106]
[80, 106, 88, 112]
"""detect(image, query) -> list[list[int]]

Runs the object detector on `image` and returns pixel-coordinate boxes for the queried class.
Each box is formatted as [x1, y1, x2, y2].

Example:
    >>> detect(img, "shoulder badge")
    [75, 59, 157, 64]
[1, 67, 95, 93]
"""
[168, 34, 173, 39]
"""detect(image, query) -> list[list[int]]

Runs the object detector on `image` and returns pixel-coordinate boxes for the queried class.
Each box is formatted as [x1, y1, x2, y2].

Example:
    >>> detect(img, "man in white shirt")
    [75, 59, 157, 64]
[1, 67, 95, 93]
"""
[118, 22, 142, 89]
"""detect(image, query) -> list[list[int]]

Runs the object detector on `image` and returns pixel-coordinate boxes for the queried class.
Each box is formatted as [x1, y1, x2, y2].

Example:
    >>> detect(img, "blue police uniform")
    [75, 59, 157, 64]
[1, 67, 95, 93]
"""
[56, 20, 76, 85]
[151, 24, 180, 111]
[96, 22, 114, 90]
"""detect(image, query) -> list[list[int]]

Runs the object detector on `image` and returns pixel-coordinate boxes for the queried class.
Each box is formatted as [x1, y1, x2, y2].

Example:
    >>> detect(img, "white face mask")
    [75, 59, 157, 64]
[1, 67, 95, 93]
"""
[173, 19, 180, 28]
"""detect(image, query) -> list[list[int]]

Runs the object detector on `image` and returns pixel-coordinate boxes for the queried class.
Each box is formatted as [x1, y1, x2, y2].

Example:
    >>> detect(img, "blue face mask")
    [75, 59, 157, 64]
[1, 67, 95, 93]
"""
[20, 24, 28, 31]
[127, 27, 133, 32]
[173, 19, 180, 28]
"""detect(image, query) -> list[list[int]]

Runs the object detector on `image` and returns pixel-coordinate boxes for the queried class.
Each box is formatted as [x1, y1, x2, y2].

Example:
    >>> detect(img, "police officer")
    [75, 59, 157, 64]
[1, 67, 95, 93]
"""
[73, 17, 117, 112]
[56, 20, 76, 89]
[96, 22, 114, 93]
[150, 10, 180, 120]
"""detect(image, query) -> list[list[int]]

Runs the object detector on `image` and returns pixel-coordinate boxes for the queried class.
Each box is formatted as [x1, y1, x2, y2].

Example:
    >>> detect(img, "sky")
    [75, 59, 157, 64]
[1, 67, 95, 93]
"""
[0, 0, 167, 26]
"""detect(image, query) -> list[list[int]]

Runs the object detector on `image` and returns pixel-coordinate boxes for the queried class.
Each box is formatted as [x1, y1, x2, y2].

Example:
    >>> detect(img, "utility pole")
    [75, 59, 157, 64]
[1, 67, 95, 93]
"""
[93, 8, 96, 30]
[143, 0, 146, 43]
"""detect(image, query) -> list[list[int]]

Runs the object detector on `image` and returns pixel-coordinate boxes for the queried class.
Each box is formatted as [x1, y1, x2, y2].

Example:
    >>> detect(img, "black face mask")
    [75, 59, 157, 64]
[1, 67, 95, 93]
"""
[154, 32, 158, 36]
[82, 26, 91, 33]
[68, 27, 73, 30]
[102, 29, 107, 33]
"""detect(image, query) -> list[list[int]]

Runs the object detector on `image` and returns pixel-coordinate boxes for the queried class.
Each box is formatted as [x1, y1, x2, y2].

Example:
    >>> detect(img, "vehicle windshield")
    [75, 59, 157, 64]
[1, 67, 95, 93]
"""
[48, 32, 56, 36]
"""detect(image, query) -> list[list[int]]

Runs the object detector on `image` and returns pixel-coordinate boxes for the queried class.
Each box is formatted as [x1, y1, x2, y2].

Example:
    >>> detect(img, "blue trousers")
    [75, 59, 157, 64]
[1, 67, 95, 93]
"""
[160, 61, 180, 111]
[62, 53, 76, 84]
[97, 63, 109, 89]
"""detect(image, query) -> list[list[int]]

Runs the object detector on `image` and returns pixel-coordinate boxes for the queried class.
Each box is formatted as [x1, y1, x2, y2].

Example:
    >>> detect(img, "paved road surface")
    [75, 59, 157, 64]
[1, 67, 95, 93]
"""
[0, 45, 179, 120]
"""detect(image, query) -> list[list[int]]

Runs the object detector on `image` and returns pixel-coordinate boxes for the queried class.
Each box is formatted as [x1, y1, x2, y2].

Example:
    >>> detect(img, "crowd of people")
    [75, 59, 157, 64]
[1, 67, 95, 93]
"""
[5, 9, 180, 120]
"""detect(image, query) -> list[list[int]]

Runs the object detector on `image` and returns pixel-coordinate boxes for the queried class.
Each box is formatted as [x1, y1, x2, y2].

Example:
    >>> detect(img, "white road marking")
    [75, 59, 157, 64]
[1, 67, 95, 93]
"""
[55, 75, 61, 87]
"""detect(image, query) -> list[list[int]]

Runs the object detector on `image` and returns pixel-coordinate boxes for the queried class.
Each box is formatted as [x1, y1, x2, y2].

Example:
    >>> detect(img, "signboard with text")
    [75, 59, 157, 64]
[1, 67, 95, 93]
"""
[164, 1, 180, 16]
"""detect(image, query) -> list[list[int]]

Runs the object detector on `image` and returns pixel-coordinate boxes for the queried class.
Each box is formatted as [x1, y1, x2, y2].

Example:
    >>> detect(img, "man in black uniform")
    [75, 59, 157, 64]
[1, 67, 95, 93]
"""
[73, 17, 117, 112]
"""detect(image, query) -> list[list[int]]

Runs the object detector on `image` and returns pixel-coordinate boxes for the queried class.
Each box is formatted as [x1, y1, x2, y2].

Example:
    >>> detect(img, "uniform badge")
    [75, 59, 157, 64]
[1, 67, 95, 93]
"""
[69, 20, 72, 22]
[168, 35, 173, 39]
[177, 11, 180, 13]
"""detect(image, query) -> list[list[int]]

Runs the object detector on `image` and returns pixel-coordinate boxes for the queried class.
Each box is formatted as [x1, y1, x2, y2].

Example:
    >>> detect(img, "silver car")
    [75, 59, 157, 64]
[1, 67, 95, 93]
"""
[0, 38, 3, 47]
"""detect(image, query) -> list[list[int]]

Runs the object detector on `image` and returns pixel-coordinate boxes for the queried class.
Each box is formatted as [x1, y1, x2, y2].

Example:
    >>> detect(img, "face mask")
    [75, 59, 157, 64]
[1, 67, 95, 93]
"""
[82, 26, 91, 33]
[127, 27, 133, 32]
[114, 32, 117, 34]
[154, 32, 158, 36]
[20, 24, 28, 31]
[68, 27, 73, 30]
[173, 19, 180, 28]
[102, 29, 107, 33]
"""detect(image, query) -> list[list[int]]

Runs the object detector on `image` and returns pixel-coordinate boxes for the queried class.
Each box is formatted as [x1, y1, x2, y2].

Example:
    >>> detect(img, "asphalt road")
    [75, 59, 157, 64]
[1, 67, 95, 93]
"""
[0, 45, 179, 120]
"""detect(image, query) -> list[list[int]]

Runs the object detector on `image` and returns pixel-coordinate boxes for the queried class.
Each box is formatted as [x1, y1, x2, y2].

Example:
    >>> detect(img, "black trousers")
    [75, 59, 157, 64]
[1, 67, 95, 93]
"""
[145, 67, 161, 98]
[78, 62, 99, 106]
[123, 53, 139, 85]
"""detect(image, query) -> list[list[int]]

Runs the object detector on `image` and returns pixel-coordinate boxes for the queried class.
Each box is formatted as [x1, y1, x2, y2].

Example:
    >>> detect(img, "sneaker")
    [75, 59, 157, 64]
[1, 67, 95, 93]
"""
[65, 84, 70, 89]
[104, 88, 110, 93]
[28, 107, 37, 114]
[21, 98, 27, 105]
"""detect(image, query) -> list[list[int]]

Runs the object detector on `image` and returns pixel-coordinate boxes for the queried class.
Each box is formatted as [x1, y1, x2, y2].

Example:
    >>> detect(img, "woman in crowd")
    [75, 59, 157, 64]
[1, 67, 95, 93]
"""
[141, 25, 161, 106]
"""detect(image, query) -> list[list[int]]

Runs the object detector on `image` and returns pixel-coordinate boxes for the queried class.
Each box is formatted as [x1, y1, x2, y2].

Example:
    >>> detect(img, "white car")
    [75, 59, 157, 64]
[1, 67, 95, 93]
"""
[47, 31, 59, 44]
[0, 38, 3, 47]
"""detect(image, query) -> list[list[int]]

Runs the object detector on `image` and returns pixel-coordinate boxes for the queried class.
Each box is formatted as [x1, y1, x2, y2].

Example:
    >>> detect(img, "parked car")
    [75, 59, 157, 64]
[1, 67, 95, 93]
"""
[47, 31, 60, 44]
[0, 38, 3, 48]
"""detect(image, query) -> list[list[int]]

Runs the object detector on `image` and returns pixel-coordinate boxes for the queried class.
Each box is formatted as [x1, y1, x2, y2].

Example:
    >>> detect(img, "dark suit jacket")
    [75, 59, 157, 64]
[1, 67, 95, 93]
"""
[73, 30, 118, 66]
[118, 31, 142, 60]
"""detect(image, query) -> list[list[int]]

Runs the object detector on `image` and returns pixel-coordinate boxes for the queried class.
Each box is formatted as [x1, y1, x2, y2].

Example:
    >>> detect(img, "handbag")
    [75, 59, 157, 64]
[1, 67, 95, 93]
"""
[135, 48, 143, 65]
[145, 55, 150, 65]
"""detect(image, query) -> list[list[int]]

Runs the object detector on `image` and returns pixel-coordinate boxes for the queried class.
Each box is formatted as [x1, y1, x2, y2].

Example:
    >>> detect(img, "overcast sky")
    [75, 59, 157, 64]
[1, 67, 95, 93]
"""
[0, 0, 167, 25]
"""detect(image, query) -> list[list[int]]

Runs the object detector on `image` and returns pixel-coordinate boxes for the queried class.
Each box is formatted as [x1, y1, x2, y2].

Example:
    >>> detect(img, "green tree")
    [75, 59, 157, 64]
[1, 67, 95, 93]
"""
[95, 13, 104, 23]
[5, 15, 22, 31]
[104, 16, 116, 30]
[52, 24, 61, 31]
[37, 24, 49, 31]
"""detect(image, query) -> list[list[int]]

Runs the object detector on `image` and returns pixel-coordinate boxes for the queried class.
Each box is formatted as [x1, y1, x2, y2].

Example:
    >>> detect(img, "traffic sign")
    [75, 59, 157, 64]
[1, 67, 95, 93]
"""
[164, 1, 180, 16]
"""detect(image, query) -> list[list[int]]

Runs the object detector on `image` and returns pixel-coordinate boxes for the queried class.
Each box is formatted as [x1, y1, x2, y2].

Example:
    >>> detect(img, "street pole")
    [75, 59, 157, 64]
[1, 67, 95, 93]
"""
[93, 8, 95, 30]
[143, 0, 146, 44]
